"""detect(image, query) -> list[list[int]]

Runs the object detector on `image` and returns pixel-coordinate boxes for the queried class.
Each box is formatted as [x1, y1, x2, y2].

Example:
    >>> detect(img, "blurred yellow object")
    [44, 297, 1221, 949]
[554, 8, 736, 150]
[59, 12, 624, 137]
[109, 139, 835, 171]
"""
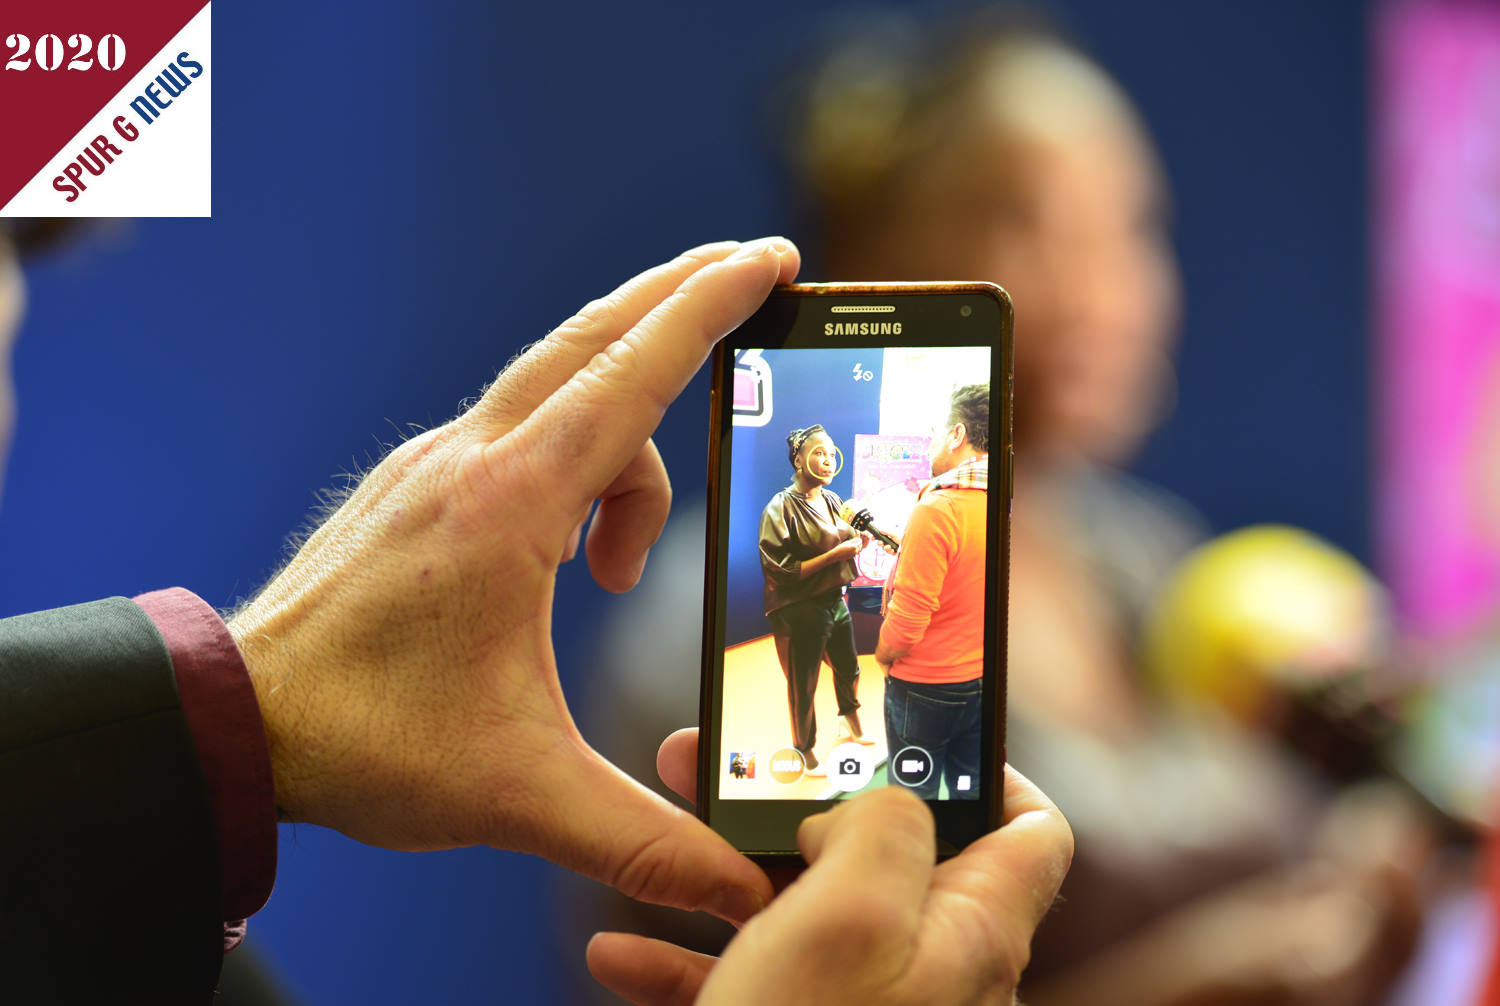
[1142, 525, 1384, 722]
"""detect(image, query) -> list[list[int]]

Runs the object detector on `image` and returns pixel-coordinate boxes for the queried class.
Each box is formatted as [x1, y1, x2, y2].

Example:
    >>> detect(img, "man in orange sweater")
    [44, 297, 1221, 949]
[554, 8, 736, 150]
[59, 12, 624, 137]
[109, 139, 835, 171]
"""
[875, 384, 990, 801]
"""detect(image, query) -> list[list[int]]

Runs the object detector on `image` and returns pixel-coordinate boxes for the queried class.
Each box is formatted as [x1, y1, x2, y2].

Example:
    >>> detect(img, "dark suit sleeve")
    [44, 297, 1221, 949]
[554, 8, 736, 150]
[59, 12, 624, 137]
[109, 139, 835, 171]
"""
[0, 597, 223, 1003]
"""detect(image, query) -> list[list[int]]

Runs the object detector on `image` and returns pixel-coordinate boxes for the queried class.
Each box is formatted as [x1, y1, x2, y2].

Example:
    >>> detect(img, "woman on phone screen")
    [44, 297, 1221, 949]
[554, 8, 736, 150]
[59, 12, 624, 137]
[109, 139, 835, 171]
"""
[758, 424, 874, 775]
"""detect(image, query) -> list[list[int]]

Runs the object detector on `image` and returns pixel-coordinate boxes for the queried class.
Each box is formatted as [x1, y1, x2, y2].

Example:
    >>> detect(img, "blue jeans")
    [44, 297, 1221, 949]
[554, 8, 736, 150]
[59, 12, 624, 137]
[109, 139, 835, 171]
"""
[884, 676, 982, 800]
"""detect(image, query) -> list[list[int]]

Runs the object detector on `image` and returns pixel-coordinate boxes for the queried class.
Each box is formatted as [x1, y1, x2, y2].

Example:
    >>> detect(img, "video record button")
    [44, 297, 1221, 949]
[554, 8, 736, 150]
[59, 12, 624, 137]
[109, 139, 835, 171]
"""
[891, 746, 933, 788]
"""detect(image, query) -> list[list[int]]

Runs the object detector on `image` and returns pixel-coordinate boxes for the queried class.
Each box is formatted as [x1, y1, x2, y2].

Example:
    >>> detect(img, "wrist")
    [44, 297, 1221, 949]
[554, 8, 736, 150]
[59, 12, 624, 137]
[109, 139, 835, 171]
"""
[227, 601, 308, 824]
[133, 587, 279, 920]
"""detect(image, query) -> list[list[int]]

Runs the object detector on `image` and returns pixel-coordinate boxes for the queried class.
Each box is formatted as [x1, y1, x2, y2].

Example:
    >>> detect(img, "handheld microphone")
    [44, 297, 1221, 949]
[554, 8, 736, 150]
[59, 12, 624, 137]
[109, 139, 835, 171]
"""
[838, 501, 900, 553]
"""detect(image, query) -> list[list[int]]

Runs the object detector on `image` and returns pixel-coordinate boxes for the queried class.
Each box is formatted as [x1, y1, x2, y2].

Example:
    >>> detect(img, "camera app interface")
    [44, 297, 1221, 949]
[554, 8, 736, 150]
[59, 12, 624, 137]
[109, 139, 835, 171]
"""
[717, 344, 994, 802]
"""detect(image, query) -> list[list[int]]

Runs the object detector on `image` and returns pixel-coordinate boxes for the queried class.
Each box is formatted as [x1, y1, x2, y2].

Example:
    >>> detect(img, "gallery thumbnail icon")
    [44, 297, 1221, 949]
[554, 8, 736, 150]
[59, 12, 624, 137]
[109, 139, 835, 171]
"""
[728, 751, 755, 780]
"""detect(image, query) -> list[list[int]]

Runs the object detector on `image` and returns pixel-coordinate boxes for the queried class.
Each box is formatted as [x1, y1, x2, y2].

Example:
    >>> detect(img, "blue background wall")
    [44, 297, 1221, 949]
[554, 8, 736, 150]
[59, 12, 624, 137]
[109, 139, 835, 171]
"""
[0, 0, 1368, 1001]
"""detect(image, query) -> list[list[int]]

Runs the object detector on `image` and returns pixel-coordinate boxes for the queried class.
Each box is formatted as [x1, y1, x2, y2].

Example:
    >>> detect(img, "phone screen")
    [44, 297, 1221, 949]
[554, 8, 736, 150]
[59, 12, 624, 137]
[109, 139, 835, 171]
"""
[700, 286, 1011, 857]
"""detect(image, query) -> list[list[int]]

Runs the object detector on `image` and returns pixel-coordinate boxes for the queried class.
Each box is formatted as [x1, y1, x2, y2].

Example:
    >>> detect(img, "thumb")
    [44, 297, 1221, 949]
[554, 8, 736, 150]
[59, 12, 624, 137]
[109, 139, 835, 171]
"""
[587, 932, 717, 1006]
[531, 742, 772, 926]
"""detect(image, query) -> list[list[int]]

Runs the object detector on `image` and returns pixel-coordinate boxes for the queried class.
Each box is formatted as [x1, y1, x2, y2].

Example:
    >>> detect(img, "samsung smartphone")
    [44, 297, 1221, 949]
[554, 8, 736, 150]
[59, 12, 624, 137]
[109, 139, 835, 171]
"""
[698, 282, 1014, 863]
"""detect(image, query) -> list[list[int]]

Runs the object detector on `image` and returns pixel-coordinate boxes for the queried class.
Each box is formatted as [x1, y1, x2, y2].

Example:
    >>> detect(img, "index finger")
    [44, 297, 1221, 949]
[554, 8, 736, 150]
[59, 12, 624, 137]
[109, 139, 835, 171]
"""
[496, 240, 798, 516]
[466, 240, 746, 435]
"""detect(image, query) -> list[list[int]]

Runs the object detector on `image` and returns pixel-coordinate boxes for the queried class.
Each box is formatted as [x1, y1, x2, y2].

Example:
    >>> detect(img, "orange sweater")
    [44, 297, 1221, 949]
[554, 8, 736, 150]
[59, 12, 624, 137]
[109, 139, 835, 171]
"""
[880, 483, 987, 683]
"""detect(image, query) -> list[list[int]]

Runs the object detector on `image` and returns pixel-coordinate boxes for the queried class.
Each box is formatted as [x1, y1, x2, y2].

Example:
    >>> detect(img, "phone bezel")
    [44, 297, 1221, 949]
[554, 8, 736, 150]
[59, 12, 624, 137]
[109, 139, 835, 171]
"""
[698, 282, 1014, 862]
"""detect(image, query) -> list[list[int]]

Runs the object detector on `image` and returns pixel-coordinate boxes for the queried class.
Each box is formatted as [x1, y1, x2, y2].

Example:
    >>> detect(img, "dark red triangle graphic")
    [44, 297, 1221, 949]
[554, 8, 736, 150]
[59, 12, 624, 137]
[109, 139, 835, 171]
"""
[0, 0, 210, 209]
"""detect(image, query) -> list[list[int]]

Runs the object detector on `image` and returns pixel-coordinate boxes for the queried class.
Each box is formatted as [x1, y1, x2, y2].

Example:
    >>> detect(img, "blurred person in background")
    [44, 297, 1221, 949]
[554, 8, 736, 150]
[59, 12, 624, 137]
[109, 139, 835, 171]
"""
[569, 9, 1432, 1005]
[787, 14, 1432, 1005]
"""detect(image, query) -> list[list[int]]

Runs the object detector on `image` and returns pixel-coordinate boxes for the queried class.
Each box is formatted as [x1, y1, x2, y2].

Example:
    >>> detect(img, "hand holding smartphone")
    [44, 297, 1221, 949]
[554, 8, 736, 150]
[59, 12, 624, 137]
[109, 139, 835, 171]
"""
[698, 282, 1014, 862]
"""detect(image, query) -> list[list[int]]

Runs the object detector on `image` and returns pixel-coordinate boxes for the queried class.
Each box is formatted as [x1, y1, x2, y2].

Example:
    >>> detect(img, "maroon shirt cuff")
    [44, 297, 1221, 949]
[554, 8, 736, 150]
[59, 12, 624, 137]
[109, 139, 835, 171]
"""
[133, 588, 277, 938]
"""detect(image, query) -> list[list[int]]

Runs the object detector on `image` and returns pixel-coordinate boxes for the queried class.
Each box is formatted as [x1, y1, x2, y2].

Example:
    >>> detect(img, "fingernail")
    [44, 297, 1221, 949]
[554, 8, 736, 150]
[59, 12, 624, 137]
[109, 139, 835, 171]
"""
[728, 240, 778, 263]
[750, 236, 794, 257]
[708, 885, 766, 927]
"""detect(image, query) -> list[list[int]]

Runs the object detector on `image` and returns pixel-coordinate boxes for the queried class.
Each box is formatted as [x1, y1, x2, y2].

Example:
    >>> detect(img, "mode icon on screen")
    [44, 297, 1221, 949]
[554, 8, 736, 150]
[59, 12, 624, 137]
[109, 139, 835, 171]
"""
[891, 746, 933, 788]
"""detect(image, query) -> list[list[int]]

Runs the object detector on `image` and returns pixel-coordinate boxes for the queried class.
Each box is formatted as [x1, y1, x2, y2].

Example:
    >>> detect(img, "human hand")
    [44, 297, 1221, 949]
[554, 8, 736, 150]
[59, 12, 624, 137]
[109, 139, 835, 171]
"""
[832, 537, 863, 562]
[588, 729, 1074, 1005]
[227, 238, 798, 924]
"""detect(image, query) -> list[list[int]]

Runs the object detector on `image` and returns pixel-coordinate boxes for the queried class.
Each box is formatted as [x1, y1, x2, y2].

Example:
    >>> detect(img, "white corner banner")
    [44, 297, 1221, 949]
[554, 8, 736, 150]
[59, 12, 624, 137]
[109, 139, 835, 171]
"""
[1, 4, 211, 217]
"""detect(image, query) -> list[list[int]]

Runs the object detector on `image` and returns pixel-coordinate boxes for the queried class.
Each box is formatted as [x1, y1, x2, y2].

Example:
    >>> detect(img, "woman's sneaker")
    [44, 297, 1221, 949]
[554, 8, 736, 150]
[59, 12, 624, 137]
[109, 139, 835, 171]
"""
[803, 749, 826, 777]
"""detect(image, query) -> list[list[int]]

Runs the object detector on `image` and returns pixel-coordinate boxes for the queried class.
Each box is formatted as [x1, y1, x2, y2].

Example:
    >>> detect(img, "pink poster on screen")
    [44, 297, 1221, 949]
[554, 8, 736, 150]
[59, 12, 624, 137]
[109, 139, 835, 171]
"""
[1377, 1, 1500, 641]
[849, 434, 930, 586]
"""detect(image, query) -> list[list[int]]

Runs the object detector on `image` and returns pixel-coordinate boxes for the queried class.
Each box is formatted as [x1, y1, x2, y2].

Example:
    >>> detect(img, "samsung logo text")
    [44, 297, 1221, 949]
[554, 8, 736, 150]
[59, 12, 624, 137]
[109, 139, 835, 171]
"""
[824, 322, 902, 335]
